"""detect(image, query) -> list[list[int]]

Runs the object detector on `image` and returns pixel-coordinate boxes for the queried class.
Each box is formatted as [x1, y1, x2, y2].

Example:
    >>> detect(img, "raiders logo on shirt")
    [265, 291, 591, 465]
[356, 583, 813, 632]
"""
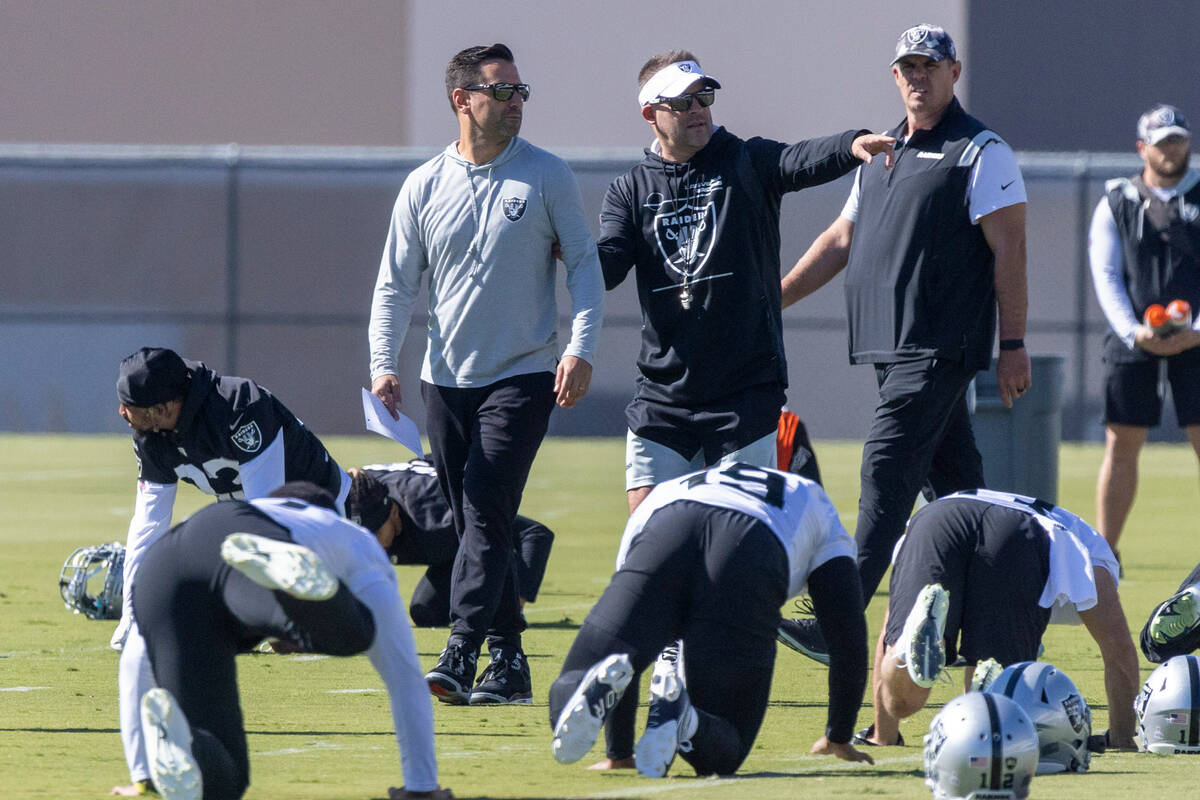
[231, 421, 263, 453]
[502, 197, 527, 222]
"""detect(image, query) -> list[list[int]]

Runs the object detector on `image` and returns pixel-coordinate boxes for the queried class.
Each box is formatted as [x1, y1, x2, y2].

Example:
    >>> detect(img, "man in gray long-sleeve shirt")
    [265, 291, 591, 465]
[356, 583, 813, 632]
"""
[368, 42, 604, 706]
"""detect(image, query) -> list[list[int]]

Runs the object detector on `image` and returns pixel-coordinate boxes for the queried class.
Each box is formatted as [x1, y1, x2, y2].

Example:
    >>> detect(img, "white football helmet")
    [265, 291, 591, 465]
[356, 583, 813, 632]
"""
[924, 692, 1038, 800]
[1135, 654, 1200, 754]
[984, 661, 1091, 773]
[59, 542, 125, 620]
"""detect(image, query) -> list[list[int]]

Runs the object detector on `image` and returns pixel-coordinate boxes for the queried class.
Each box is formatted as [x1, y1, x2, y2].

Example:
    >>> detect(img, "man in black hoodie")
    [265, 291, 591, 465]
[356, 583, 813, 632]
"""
[593, 49, 892, 772]
[599, 50, 894, 518]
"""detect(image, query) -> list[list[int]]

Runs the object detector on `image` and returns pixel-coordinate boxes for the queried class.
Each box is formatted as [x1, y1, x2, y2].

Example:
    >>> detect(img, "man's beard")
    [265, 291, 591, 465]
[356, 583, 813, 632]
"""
[1154, 151, 1190, 180]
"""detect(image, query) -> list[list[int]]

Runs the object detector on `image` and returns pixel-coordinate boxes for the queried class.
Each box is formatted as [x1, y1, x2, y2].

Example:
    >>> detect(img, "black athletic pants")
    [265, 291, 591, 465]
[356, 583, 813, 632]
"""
[855, 357, 984, 604]
[421, 372, 555, 652]
[408, 515, 555, 628]
[548, 502, 788, 775]
[1141, 562, 1200, 663]
[133, 502, 375, 800]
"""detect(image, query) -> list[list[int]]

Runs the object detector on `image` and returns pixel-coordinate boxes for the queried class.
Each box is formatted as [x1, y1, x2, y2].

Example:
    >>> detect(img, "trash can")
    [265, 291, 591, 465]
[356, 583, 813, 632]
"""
[971, 354, 1065, 504]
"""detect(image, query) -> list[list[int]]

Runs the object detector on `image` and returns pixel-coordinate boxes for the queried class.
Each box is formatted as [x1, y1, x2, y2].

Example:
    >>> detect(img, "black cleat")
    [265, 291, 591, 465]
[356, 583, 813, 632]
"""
[777, 617, 830, 665]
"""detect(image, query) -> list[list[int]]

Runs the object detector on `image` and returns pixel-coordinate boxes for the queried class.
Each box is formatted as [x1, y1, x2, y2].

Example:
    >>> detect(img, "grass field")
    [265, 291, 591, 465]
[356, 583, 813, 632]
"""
[1, 434, 1197, 799]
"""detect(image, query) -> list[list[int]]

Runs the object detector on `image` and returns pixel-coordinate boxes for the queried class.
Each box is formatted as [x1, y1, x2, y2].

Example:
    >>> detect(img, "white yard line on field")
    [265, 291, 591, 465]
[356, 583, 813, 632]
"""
[0, 686, 51, 692]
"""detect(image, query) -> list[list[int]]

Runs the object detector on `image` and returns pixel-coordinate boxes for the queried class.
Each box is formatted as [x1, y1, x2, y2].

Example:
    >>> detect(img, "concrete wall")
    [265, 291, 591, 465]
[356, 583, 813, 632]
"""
[1, 148, 1148, 444]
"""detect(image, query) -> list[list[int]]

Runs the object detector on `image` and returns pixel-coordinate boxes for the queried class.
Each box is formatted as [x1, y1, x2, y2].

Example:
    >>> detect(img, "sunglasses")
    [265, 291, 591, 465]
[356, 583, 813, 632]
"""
[464, 82, 531, 102]
[653, 89, 716, 112]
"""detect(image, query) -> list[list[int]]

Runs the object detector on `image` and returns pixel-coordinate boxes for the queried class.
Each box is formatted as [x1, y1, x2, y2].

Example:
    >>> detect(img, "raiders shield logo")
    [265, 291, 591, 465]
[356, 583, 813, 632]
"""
[231, 421, 263, 453]
[502, 197, 527, 222]
[647, 177, 723, 276]
[1062, 694, 1087, 734]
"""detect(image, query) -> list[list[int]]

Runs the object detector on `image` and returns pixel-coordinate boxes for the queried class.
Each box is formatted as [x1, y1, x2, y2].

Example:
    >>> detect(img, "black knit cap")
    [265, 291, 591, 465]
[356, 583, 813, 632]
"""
[346, 471, 394, 532]
[116, 347, 189, 407]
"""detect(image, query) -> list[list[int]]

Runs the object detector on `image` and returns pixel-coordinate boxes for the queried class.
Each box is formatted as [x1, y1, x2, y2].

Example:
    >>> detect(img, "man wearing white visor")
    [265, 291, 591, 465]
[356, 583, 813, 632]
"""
[600, 52, 894, 520]
[595, 49, 893, 769]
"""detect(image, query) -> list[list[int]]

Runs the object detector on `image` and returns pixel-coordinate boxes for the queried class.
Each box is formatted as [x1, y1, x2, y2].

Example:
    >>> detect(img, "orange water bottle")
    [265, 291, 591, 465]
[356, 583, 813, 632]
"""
[1166, 299, 1192, 330]
[1144, 303, 1171, 335]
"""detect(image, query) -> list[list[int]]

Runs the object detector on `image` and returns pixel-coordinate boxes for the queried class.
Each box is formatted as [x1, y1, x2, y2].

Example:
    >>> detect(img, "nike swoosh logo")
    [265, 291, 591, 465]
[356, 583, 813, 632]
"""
[1001, 180, 1015, 190]
[229, 414, 245, 431]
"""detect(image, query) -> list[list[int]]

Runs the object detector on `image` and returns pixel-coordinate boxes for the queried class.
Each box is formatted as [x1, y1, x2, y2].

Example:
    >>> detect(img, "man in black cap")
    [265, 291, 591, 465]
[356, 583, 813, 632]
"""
[112, 347, 349, 794]
[779, 23, 1032, 661]
[1088, 104, 1200, 559]
[345, 462, 555, 629]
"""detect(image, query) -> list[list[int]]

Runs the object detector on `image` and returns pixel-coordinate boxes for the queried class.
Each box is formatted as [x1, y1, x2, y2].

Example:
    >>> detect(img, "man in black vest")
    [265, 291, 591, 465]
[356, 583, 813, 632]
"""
[776, 24, 1031, 663]
[1087, 104, 1200, 558]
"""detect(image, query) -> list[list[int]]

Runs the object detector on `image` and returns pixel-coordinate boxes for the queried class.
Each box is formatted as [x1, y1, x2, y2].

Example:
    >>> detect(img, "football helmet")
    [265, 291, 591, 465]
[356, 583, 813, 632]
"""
[924, 692, 1038, 800]
[59, 542, 125, 620]
[985, 661, 1091, 773]
[1135, 654, 1200, 754]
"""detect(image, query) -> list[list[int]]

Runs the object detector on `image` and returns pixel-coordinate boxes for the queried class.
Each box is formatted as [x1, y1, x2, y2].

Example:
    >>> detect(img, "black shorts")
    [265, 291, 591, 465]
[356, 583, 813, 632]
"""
[626, 382, 786, 463]
[884, 498, 1051, 665]
[1103, 348, 1200, 427]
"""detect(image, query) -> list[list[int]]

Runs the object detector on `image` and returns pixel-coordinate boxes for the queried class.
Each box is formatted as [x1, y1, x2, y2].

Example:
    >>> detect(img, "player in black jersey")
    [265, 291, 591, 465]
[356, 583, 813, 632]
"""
[112, 347, 350, 792]
[344, 460, 554, 627]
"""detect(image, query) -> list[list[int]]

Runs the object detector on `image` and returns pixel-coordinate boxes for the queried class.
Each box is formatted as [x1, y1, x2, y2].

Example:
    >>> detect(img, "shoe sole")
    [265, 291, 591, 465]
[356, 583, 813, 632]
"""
[1150, 590, 1200, 644]
[552, 654, 633, 764]
[220, 533, 338, 601]
[469, 691, 533, 705]
[635, 718, 680, 778]
[425, 671, 471, 705]
[776, 622, 831, 666]
[140, 688, 202, 800]
[905, 586, 948, 688]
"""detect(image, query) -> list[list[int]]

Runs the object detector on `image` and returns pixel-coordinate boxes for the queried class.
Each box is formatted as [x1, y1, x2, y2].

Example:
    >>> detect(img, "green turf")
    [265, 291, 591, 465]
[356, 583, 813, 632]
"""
[1, 434, 1197, 799]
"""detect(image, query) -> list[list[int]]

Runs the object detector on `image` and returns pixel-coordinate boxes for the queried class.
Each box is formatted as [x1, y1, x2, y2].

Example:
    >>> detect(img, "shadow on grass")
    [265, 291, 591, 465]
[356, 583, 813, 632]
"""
[738, 766, 922, 779]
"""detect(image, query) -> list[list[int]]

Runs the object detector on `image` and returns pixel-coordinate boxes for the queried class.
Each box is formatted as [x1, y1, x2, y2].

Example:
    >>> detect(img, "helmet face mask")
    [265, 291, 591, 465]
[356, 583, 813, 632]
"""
[985, 661, 1092, 773]
[924, 692, 1038, 799]
[1135, 654, 1200, 754]
[59, 542, 125, 620]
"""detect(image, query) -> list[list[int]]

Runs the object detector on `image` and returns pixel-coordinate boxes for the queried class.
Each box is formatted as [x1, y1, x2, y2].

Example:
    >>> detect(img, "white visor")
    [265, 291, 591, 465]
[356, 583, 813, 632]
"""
[638, 60, 721, 107]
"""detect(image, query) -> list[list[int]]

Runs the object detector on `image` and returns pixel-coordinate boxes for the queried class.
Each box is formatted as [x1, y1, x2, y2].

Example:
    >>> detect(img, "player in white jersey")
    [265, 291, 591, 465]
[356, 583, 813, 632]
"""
[112, 483, 447, 800]
[855, 488, 1140, 753]
[548, 463, 874, 777]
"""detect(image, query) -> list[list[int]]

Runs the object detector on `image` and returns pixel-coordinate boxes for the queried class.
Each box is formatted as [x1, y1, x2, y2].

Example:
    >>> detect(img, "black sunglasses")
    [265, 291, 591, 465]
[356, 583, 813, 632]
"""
[464, 82, 531, 102]
[654, 89, 716, 112]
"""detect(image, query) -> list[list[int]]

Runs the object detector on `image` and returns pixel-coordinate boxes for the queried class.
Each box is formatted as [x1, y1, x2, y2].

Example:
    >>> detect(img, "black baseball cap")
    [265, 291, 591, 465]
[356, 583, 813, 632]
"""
[116, 347, 189, 407]
[892, 24, 957, 64]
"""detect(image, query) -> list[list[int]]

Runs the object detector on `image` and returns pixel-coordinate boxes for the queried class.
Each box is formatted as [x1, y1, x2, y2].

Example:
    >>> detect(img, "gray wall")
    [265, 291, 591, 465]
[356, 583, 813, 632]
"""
[1, 146, 1155, 442]
[967, 1, 1200, 151]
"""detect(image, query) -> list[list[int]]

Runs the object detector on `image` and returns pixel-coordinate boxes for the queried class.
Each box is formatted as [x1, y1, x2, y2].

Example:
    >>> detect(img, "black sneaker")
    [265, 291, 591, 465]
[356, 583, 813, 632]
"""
[425, 642, 477, 705]
[777, 617, 830, 665]
[469, 646, 533, 705]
